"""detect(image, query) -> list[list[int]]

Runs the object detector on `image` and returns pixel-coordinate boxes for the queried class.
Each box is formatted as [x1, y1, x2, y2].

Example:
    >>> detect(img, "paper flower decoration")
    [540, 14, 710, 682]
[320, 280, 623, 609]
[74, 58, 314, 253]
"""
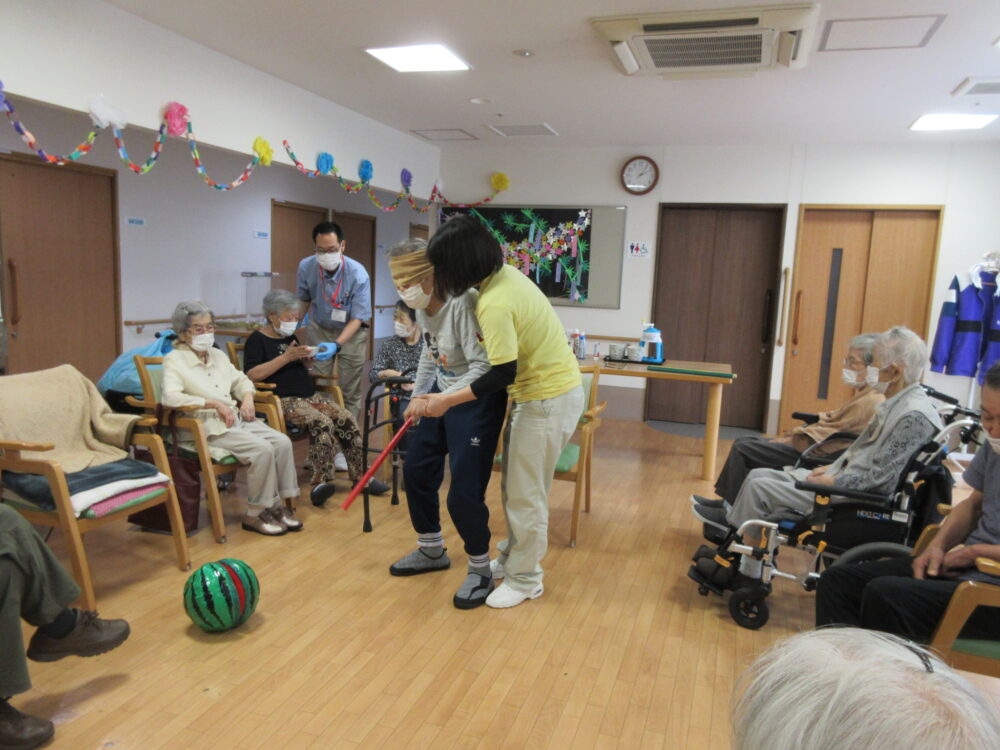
[164, 102, 189, 136]
[88, 96, 128, 130]
[316, 152, 334, 174]
[490, 172, 510, 192]
[252, 137, 273, 166]
[358, 159, 373, 183]
[400, 168, 413, 189]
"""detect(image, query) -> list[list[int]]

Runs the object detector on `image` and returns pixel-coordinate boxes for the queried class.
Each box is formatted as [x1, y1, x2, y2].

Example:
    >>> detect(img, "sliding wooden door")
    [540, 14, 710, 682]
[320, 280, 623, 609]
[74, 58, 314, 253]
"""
[271, 200, 328, 294]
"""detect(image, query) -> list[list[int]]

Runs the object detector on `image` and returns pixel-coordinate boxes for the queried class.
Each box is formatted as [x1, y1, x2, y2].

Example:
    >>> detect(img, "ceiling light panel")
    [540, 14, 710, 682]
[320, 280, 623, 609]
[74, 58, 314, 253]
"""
[488, 123, 559, 137]
[910, 113, 997, 131]
[411, 128, 478, 141]
[366, 44, 469, 72]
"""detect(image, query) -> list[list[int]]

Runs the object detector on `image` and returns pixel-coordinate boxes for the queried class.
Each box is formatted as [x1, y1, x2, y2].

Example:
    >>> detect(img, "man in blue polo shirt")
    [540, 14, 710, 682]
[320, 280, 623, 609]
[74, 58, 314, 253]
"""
[297, 221, 372, 420]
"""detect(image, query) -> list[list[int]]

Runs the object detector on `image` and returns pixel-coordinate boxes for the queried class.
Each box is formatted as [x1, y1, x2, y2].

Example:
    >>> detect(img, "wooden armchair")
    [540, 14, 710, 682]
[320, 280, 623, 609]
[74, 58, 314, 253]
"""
[0, 406, 191, 611]
[127, 355, 291, 542]
[914, 511, 1000, 677]
[494, 364, 607, 547]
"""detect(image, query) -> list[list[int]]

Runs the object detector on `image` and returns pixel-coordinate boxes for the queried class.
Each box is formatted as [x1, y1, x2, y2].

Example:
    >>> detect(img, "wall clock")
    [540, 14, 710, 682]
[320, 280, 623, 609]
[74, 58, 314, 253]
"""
[620, 156, 659, 195]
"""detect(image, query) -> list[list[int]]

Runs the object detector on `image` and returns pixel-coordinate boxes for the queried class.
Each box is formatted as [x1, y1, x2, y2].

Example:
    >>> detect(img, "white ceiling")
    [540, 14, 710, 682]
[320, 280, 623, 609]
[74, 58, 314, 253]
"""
[104, 0, 1000, 148]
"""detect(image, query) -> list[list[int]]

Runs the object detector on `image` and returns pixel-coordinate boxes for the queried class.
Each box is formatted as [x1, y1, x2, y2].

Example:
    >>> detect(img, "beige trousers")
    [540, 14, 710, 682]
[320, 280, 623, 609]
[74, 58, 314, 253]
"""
[208, 419, 299, 512]
[306, 319, 369, 420]
[496, 385, 584, 591]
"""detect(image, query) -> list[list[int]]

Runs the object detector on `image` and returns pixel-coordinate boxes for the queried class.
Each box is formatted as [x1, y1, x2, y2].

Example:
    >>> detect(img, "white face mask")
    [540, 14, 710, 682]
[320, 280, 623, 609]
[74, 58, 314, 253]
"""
[277, 320, 298, 336]
[189, 333, 215, 352]
[399, 283, 432, 310]
[866, 365, 889, 394]
[394, 321, 415, 338]
[841, 368, 862, 387]
[988, 436, 1000, 454]
[316, 251, 342, 272]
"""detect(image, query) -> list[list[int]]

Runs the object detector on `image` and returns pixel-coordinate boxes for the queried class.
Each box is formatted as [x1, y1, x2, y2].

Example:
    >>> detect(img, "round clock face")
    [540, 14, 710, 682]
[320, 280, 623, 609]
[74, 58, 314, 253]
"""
[621, 156, 659, 195]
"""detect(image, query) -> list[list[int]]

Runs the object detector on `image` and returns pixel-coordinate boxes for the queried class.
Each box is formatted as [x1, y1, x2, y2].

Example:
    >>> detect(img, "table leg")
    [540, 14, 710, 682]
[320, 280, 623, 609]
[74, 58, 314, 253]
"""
[702, 383, 723, 480]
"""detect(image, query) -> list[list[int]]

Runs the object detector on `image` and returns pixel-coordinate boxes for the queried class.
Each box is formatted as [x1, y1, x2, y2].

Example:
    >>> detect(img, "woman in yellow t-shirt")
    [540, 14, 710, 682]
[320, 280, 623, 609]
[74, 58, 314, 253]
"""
[413, 216, 583, 609]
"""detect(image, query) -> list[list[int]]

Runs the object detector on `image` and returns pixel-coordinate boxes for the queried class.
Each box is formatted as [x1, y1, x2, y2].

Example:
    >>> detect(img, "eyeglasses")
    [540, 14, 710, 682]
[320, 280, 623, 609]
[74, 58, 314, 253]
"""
[315, 246, 340, 254]
[189, 324, 216, 334]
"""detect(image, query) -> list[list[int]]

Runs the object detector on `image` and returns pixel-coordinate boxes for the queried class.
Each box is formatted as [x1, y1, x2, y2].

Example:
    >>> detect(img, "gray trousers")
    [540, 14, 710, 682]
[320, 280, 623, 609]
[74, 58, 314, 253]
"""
[307, 320, 369, 420]
[1, 505, 80, 696]
[714, 437, 801, 502]
[208, 420, 299, 512]
[496, 385, 584, 592]
[725, 466, 815, 529]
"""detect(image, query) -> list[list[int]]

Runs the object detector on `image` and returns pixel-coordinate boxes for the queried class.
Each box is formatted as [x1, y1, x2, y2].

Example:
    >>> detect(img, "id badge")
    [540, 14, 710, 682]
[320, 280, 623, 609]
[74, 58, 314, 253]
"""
[330, 307, 348, 324]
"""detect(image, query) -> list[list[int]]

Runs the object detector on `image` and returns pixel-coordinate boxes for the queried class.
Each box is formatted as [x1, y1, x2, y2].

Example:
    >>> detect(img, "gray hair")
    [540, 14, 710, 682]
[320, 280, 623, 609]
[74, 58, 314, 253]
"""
[387, 237, 427, 258]
[262, 289, 302, 318]
[171, 300, 214, 334]
[732, 628, 1000, 750]
[848, 333, 878, 365]
[873, 326, 928, 385]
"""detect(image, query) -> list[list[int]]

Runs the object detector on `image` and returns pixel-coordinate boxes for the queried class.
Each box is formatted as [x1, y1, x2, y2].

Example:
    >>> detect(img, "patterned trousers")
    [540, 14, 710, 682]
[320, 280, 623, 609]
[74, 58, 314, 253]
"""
[280, 393, 364, 485]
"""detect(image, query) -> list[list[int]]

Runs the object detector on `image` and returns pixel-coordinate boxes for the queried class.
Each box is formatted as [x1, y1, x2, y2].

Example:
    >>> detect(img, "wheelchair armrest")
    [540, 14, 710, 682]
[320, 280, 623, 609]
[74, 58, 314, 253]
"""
[793, 480, 891, 504]
[381, 375, 414, 387]
[791, 411, 820, 425]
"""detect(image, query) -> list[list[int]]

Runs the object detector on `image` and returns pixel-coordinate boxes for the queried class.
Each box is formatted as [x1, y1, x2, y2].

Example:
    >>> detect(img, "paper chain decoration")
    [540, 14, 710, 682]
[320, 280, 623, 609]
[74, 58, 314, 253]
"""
[0, 81, 507, 205]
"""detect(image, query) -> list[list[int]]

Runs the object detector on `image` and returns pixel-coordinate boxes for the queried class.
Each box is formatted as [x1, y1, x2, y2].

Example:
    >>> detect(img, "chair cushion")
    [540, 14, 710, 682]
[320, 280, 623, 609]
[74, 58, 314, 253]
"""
[81, 486, 168, 519]
[953, 638, 1000, 660]
[494, 442, 581, 474]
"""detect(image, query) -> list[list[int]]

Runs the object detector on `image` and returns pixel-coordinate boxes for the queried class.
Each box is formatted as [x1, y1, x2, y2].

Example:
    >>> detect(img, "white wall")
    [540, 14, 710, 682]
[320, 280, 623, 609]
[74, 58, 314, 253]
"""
[440, 142, 1000, 406]
[0, 0, 439, 196]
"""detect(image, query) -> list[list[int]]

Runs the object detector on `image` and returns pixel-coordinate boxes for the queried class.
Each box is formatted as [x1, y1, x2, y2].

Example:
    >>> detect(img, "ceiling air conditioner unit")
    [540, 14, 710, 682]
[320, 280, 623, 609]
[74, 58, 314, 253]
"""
[592, 3, 820, 78]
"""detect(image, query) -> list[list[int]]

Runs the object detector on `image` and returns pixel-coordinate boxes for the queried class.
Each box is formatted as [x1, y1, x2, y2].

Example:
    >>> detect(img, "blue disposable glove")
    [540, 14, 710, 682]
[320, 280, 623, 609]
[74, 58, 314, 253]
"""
[314, 342, 340, 361]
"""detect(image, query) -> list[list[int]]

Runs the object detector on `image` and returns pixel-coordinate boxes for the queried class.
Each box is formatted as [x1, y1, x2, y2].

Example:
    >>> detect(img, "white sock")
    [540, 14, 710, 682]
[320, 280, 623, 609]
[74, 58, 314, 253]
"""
[468, 553, 490, 569]
[739, 555, 763, 579]
[417, 533, 444, 548]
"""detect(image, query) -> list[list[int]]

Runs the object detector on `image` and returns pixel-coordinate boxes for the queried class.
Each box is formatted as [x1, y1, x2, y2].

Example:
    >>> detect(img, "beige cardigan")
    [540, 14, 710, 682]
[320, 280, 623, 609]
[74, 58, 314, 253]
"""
[161, 346, 256, 438]
[784, 386, 884, 455]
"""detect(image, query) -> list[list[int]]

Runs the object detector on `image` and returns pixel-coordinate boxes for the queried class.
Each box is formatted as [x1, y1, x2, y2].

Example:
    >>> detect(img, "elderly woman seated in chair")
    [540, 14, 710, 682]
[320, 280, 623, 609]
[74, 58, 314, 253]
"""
[242, 289, 386, 507]
[693, 333, 883, 512]
[693, 326, 942, 588]
[162, 300, 302, 536]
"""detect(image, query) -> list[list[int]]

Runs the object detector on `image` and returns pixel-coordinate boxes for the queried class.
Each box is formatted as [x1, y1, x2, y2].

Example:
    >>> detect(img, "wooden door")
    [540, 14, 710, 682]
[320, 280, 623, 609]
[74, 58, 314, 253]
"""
[333, 211, 376, 358]
[647, 206, 783, 429]
[780, 211, 873, 430]
[0, 156, 119, 381]
[779, 208, 941, 431]
[271, 201, 327, 293]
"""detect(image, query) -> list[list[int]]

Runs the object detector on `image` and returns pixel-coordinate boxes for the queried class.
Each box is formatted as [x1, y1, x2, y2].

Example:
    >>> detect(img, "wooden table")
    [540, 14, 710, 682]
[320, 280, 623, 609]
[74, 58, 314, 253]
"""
[595, 359, 736, 481]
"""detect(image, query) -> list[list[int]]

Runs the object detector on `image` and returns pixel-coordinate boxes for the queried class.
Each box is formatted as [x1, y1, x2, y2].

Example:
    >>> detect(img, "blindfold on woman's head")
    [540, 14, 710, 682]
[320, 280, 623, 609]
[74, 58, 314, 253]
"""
[389, 250, 433, 289]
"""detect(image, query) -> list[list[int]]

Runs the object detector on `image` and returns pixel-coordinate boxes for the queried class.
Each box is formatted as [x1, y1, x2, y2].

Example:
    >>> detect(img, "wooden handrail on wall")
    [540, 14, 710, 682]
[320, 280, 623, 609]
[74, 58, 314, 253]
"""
[124, 313, 250, 334]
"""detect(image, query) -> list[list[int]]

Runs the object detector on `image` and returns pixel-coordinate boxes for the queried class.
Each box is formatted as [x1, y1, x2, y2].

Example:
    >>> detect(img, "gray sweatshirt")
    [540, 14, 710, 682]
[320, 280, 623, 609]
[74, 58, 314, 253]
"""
[413, 290, 491, 396]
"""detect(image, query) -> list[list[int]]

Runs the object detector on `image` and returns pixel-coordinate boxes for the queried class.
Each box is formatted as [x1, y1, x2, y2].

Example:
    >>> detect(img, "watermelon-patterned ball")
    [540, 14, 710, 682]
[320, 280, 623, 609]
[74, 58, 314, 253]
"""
[183, 558, 260, 632]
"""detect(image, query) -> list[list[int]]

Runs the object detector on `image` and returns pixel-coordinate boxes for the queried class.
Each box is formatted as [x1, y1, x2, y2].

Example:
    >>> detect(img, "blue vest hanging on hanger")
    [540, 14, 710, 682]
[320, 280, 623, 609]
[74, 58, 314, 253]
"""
[930, 271, 997, 378]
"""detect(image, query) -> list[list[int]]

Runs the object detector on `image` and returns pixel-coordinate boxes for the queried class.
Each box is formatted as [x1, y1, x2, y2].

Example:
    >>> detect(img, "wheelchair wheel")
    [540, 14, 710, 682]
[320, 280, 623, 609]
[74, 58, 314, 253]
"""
[830, 542, 911, 568]
[729, 588, 770, 630]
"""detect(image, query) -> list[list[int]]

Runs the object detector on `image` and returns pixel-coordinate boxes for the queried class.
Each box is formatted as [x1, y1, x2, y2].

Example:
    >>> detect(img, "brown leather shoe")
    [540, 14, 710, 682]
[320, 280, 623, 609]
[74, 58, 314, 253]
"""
[271, 504, 303, 532]
[0, 701, 54, 750]
[26, 610, 130, 663]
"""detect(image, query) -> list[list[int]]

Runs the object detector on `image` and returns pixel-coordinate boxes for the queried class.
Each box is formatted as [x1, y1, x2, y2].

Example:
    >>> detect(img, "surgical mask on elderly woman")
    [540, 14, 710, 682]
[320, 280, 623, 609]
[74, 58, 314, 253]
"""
[394, 320, 415, 338]
[988, 436, 1000, 454]
[277, 320, 298, 337]
[866, 365, 890, 394]
[316, 251, 342, 272]
[841, 368, 863, 387]
[399, 283, 432, 310]
[189, 333, 215, 352]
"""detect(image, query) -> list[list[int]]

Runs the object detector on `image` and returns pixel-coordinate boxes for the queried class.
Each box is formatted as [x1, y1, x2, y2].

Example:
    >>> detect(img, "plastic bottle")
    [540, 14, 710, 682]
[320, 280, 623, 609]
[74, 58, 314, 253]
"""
[593, 342, 601, 360]
[578, 331, 587, 360]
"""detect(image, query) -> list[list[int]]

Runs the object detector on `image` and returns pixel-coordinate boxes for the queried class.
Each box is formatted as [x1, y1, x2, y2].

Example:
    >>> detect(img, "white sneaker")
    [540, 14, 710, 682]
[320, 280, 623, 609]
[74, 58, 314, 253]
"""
[490, 558, 506, 578]
[486, 581, 543, 609]
[334, 452, 348, 472]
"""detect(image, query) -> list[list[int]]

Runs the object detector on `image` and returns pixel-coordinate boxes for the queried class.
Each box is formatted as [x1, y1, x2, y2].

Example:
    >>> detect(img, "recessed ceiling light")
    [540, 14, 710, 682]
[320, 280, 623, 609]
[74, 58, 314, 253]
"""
[366, 44, 469, 72]
[910, 113, 998, 131]
[512, 49, 534, 57]
[469, 97, 493, 105]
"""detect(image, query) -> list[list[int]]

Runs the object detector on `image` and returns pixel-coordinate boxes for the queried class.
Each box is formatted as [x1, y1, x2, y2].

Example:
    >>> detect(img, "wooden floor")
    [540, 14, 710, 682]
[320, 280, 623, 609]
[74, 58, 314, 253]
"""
[18, 419, 818, 750]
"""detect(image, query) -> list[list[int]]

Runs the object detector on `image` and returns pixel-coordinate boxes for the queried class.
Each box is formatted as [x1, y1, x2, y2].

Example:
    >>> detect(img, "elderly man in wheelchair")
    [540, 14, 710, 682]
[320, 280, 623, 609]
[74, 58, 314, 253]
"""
[689, 327, 945, 627]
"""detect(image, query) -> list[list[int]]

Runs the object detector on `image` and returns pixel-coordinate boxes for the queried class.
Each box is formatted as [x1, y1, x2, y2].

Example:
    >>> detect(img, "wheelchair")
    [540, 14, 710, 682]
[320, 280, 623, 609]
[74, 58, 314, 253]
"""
[687, 417, 978, 630]
[355, 369, 415, 532]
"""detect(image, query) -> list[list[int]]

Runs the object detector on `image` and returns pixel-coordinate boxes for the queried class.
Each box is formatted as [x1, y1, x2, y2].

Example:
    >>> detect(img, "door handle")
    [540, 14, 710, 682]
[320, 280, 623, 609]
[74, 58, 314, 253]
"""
[761, 289, 774, 346]
[7, 258, 20, 325]
[791, 290, 803, 347]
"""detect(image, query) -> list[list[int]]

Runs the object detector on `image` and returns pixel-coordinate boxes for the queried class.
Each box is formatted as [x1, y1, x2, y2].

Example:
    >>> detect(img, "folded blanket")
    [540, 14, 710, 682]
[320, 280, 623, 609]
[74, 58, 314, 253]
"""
[2, 473, 170, 516]
[87, 483, 170, 518]
[2, 458, 160, 505]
